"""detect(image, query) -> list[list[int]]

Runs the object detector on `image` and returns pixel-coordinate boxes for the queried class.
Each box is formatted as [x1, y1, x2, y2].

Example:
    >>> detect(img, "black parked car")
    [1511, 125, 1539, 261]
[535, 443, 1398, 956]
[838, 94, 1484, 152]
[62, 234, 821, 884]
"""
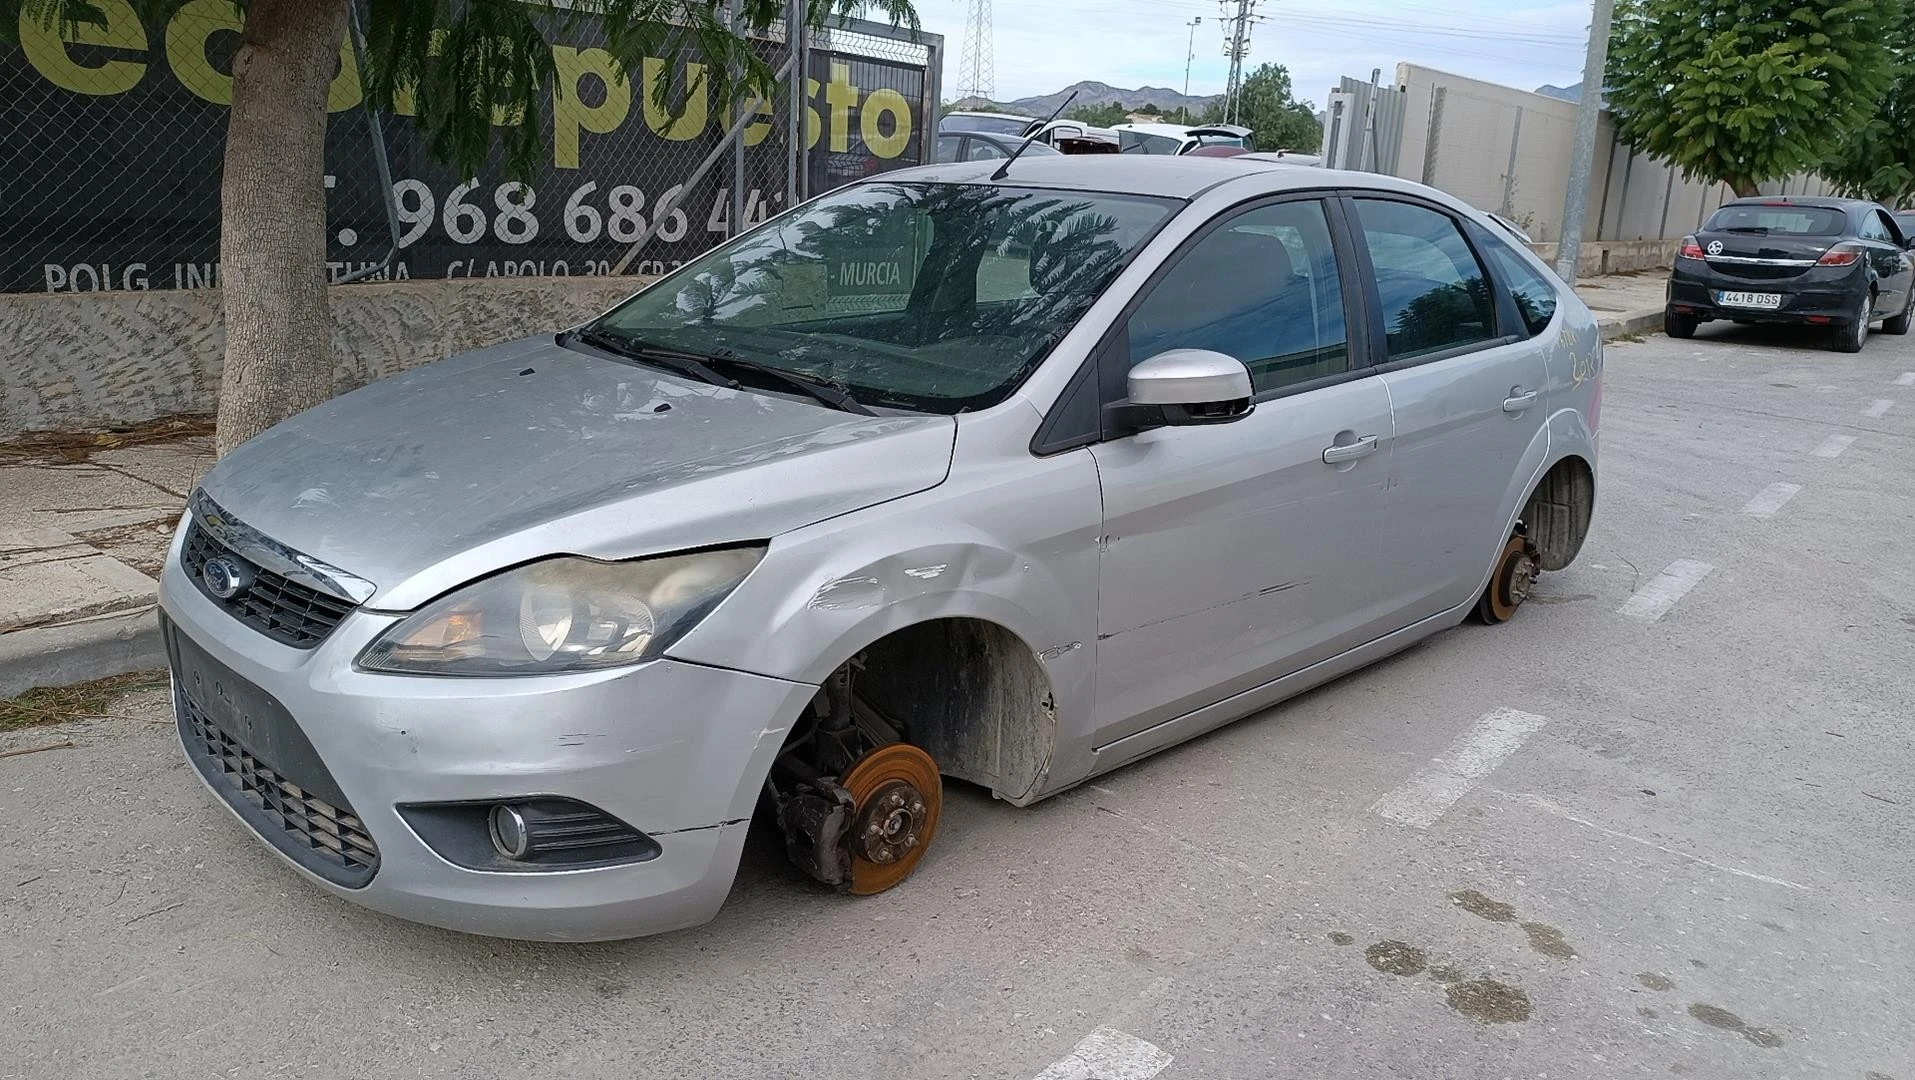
[1666, 197, 1915, 353]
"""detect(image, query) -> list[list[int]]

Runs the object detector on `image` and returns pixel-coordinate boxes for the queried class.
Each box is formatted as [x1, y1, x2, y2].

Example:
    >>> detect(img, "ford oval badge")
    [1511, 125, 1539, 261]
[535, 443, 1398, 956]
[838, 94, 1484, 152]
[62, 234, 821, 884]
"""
[202, 556, 255, 600]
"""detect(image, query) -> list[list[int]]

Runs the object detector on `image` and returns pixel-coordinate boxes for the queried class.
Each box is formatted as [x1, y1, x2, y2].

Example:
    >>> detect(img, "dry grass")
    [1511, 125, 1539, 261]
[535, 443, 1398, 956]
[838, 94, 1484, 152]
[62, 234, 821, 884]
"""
[0, 415, 214, 465]
[0, 670, 170, 733]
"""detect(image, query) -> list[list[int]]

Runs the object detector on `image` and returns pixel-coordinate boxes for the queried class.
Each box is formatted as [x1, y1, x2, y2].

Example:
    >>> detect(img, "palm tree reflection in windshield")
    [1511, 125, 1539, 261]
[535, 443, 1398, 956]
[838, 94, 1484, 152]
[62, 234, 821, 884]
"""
[601, 182, 1174, 413]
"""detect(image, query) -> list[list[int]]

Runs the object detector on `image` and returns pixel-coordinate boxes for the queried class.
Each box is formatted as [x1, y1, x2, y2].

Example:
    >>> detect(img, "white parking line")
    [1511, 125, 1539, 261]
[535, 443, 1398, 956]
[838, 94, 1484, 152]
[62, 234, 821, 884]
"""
[1617, 559, 1714, 621]
[1370, 708, 1549, 829]
[1031, 1028, 1173, 1080]
[1864, 399, 1896, 419]
[1810, 434, 1857, 459]
[1740, 482, 1802, 519]
[1895, 372, 1915, 387]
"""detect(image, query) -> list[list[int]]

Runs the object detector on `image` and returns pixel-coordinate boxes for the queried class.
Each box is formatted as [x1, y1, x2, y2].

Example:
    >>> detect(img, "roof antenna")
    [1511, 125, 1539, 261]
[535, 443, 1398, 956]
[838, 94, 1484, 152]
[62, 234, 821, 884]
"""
[992, 90, 1079, 181]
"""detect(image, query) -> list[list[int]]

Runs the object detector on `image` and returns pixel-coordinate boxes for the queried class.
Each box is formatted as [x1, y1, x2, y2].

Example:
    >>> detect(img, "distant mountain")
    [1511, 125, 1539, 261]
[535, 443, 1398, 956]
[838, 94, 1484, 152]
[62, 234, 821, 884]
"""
[1535, 83, 1580, 103]
[954, 81, 1220, 117]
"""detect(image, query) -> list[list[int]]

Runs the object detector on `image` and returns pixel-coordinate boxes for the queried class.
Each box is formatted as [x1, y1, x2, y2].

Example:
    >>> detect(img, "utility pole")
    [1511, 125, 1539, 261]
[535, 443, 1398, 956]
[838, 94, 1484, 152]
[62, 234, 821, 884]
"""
[957, 0, 995, 102]
[1221, 0, 1258, 124]
[1183, 16, 1202, 98]
[1553, 0, 1615, 285]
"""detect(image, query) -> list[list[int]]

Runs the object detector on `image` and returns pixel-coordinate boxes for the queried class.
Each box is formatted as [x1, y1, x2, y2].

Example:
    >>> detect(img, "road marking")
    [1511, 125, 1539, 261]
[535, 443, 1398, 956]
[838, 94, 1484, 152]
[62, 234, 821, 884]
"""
[1617, 559, 1714, 622]
[1031, 1028, 1173, 1080]
[1809, 434, 1856, 459]
[1896, 372, 1915, 387]
[1496, 792, 1809, 892]
[1739, 482, 1802, 519]
[1370, 708, 1549, 829]
[1864, 398, 1896, 419]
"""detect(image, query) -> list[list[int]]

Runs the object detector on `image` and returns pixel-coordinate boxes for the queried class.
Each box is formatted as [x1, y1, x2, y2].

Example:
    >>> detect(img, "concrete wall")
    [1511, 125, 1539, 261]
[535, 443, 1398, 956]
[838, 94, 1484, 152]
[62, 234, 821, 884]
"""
[1394, 64, 1835, 246]
[0, 275, 654, 436]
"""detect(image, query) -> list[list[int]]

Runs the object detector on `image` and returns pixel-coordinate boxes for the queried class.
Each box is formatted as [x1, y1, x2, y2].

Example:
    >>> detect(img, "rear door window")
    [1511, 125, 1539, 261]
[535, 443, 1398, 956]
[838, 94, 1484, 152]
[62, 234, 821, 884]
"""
[1351, 199, 1497, 360]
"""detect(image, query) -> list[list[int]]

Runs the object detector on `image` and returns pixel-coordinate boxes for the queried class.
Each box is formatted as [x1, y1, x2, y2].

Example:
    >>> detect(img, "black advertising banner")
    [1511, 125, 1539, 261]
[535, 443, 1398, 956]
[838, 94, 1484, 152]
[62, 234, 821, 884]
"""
[0, 5, 930, 293]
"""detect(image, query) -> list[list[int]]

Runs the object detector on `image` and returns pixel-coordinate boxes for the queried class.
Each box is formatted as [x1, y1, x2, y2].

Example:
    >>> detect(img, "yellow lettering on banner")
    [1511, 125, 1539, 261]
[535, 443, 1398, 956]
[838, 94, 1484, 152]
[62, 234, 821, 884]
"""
[552, 46, 632, 168]
[743, 96, 775, 147]
[641, 58, 707, 141]
[327, 36, 362, 112]
[166, 0, 241, 106]
[391, 29, 449, 117]
[861, 88, 911, 158]
[803, 77, 822, 150]
[18, 0, 148, 96]
[825, 62, 858, 153]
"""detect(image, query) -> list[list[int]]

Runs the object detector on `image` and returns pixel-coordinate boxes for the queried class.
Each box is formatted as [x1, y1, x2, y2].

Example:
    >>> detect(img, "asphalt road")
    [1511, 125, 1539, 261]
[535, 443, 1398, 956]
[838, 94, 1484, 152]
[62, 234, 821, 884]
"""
[6, 319, 1914, 1080]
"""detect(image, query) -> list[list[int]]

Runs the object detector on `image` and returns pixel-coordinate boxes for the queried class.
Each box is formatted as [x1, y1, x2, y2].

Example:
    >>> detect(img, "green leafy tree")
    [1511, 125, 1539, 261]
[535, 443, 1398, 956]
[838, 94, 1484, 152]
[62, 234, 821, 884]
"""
[1823, 0, 1915, 206]
[1136, 102, 1160, 116]
[1203, 64, 1320, 152]
[12, 0, 915, 454]
[1606, 0, 1898, 198]
[1066, 100, 1131, 128]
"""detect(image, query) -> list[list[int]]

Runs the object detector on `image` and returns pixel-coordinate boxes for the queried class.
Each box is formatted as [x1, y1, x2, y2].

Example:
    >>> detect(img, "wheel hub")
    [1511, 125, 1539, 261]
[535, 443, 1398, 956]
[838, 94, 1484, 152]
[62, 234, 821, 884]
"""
[838, 743, 943, 895]
[1506, 550, 1537, 607]
[853, 780, 927, 865]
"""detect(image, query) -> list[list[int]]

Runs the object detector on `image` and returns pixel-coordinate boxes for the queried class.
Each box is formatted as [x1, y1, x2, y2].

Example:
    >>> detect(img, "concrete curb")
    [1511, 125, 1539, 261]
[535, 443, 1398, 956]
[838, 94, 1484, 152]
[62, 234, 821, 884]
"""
[1599, 307, 1665, 341]
[0, 606, 164, 699]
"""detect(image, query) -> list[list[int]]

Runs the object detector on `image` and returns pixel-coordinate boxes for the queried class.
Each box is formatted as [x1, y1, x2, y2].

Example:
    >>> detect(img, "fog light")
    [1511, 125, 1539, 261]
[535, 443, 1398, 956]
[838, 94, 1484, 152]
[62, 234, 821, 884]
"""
[488, 804, 531, 859]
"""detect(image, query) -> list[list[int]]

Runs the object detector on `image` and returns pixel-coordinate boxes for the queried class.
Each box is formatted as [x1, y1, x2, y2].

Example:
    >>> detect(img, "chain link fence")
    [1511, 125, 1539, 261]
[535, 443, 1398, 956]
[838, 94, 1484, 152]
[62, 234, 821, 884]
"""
[0, 3, 940, 295]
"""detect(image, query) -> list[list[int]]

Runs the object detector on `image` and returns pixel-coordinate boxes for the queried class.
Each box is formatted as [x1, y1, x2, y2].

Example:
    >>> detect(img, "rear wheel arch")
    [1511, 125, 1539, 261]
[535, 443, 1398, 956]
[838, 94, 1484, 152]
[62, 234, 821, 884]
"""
[1519, 455, 1595, 572]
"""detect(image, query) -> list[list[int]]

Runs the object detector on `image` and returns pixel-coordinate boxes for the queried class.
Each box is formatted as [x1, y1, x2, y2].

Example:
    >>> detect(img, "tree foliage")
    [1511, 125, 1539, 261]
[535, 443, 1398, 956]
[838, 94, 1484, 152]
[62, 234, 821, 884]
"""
[1605, 0, 1898, 197]
[1203, 63, 1320, 152]
[1822, 0, 1915, 206]
[1066, 100, 1131, 128]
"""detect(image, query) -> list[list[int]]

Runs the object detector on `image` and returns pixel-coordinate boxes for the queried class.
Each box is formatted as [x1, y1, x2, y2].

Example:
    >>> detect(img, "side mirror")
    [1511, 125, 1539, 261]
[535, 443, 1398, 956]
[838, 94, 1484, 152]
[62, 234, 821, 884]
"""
[1111, 349, 1255, 433]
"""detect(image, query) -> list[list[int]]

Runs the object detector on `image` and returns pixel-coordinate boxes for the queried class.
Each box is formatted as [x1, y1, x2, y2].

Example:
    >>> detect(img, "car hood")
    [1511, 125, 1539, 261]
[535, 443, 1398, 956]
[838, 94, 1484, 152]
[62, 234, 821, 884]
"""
[197, 337, 957, 610]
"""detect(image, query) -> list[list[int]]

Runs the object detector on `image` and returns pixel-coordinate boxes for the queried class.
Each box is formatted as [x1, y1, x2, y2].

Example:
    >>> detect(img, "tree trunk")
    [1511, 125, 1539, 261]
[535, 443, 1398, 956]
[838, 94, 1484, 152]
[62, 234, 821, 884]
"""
[215, 0, 349, 456]
[1730, 177, 1762, 199]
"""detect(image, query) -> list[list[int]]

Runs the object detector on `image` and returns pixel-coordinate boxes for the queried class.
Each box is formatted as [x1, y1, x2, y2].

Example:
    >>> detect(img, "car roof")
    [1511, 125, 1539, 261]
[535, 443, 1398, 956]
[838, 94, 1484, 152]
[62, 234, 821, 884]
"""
[865, 155, 1460, 203]
[944, 110, 1036, 122]
[1111, 122, 1201, 137]
[1718, 196, 1876, 214]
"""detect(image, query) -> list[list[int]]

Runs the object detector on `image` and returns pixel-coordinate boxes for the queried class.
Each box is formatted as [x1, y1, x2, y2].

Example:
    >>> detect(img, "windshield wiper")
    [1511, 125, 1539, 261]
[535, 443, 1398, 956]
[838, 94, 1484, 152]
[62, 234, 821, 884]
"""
[1722, 226, 1771, 235]
[569, 328, 736, 389]
[703, 354, 875, 416]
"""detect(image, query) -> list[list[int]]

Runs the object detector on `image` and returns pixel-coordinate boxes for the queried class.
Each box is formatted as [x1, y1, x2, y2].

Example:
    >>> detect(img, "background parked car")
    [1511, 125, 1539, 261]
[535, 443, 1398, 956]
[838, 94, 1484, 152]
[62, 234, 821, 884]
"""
[935, 131, 1063, 163]
[1112, 122, 1255, 155]
[1665, 196, 1915, 352]
[938, 110, 1036, 136]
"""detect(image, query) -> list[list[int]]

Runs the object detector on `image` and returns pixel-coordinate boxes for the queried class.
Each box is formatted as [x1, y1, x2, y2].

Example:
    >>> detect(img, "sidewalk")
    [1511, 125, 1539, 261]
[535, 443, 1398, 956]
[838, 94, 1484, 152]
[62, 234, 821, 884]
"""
[0, 425, 211, 697]
[0, 272, 1666, 698]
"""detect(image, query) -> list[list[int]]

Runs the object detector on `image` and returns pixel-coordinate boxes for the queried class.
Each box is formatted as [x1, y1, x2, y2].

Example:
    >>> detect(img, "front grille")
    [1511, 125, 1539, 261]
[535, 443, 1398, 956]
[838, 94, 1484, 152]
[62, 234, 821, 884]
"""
[181, 523, 355, 648]
[179, 690, 380, 885]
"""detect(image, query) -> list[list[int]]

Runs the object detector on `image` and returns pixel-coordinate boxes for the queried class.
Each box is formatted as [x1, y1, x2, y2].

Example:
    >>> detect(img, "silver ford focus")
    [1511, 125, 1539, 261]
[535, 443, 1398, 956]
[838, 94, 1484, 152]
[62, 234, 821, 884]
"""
[160, 157, 1601, 941]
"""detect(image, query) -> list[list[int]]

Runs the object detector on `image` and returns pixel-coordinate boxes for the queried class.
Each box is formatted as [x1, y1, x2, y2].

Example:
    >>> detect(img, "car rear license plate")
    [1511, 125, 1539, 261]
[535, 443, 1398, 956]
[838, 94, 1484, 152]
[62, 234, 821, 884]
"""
[1717, 291, 1783, 310]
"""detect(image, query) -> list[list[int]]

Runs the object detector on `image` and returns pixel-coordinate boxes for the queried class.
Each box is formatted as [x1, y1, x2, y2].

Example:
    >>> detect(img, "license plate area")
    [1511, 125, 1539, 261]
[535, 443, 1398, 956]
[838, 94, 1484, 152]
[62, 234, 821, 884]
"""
[1717, 291, 1784, 310]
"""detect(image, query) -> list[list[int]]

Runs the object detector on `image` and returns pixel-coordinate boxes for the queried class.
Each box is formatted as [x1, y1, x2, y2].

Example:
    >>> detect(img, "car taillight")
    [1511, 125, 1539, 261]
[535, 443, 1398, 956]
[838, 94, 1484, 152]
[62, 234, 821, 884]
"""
[1677, 236, 1705, 260]
[1817, 245, 1863, 266]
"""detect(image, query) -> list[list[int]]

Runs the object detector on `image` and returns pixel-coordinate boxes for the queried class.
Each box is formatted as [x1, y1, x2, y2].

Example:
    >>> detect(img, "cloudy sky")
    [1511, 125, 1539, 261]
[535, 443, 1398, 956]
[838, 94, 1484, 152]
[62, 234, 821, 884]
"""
[910, 0, 1596, 108]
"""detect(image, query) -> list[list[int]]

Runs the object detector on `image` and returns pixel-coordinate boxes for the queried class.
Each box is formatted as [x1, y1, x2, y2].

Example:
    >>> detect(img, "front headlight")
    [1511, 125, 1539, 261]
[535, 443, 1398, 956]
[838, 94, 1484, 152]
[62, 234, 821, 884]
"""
[358, 548, 764, 676]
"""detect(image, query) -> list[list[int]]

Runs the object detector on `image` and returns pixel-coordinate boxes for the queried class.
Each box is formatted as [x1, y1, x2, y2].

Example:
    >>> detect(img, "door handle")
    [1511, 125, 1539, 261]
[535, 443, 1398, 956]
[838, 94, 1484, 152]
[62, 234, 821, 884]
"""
[1322, 435, 1380, 464]
[1503, 389, 1540, 413]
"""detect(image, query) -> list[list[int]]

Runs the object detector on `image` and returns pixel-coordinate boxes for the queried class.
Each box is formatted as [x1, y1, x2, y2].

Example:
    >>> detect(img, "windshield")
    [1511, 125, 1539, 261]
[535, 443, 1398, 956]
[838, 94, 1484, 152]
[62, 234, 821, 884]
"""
[941, 114, 1032, 135]
[1119, 131, 1185, 155]
[592, 183, 1179, 413]
[1703, 205, 1846, 236]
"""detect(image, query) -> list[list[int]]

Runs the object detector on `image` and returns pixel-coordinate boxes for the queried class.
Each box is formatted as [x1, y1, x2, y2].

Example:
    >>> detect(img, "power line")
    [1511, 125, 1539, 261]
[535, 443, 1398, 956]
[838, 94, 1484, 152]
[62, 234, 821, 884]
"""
[1220, 0, 1263, 123]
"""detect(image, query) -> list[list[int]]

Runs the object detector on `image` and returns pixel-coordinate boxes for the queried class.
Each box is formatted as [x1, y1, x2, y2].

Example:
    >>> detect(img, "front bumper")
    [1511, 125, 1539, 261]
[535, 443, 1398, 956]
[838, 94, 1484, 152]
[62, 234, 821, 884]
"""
[1667, 262, 1864, 324]
[158, 547, 815, 942]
